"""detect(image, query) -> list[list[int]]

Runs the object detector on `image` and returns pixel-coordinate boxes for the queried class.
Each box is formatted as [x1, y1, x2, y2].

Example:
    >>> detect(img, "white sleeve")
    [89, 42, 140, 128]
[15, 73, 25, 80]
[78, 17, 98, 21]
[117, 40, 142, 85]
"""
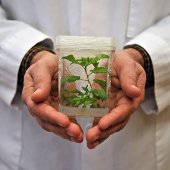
[126, 15, 170, 114]
[0, 6, 53, 108]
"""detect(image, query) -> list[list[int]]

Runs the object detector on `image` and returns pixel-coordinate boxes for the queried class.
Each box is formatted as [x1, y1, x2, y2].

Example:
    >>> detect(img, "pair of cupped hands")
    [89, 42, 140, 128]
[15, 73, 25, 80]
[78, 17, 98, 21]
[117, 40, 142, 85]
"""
[22, 48, 146, 149]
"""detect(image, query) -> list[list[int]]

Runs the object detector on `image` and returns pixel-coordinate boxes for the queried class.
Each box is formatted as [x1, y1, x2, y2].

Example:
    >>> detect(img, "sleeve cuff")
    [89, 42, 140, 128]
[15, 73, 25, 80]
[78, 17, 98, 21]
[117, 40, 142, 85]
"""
[126, 32, 170, 114]
[0, 24, 53, 108]
[18, 44, 55, 89]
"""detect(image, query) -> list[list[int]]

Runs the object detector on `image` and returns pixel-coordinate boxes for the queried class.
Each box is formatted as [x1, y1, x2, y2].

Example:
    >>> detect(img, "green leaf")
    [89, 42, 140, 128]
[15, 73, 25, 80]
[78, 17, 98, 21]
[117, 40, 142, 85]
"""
[81, 57, 90, 66]
[83, 98, 96, 106]
[91, 89, 107, 100]
[62, 76, 80, 84]
[63, 55, 76, 63]
[89, 57, 98, 64]
[91, 67, 108, 74]
[72, 96, 81, 101]
[90, 54, 109, 69]
[74, 101, 81, 107]
[95, 54, 109, 60]
[64, 89, 82, 94]
[92, 62, 99, 68]
[66, 100, 72, 106]
[90, 54, 109, 64]
[71, 97, 83, 107]
[75, 57, 91, 67]
[94, 79, 107, 90]
[82, 85, 89, 94]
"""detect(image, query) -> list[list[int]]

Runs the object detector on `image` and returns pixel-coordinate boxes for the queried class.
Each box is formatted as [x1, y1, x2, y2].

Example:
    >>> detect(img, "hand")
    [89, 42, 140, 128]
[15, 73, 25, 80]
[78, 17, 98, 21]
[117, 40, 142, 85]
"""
[22, 50, 83, 143]
[86, 49, 146, 149]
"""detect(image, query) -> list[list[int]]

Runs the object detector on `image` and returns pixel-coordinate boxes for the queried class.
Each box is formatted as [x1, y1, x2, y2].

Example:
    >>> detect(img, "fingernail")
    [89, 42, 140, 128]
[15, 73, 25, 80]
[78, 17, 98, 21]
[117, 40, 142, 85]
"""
[33, 88, 41, 95]
[90, 141, 100, 149]
[92, 135, 100, 142]
[71, 137, 83, 143]
[57, 122, 63, 127]
[70, 137, 77, 142]
[67, 131, 75, 137]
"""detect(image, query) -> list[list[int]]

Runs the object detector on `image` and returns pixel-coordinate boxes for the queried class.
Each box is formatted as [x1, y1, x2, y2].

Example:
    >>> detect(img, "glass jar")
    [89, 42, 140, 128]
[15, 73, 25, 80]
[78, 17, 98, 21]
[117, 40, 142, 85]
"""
[56, 36, 115, 117]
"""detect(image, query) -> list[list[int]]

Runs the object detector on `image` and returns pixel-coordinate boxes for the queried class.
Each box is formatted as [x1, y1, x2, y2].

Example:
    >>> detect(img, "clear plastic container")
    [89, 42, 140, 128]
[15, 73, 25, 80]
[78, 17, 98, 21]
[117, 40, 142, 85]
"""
[56, 36, 115, 117]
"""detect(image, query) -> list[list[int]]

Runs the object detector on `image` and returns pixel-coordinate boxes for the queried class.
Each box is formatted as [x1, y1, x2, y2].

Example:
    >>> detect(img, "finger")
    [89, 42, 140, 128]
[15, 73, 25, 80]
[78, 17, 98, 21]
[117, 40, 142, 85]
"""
[66, 122, 83, 139]
[98, 103, 133, 130]
[86, 125, 101, 143]
[120, 67, 142, 98]
[36, 117, 83, 143]
[87, 134, 112, 149]
[28, 64, 52, 102]
[87, 114, 129, 142]
[87, 139, 100, 149]
[98, 118, 129, 139]
[69, 116, 83, 131]
[35, 103, 70, 128]
[22, 72, 34, 104]
[22, 76, 38, 117]
[69, 117, 84, 142]
[115, 56, 143, 98]
[86, 118, 127, 144]
[87, 118, 129, 149]
[35, 117, 70, 141]
[70, 131, 84, 143]
[111, 76, 121, 89]
[86, 128, 110, 149]
[87, 118, 127, 149]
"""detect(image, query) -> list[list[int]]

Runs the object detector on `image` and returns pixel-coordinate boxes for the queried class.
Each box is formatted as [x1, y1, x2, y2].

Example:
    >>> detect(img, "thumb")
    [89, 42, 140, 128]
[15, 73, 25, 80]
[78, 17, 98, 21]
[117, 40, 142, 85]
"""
[31, 65, 52, 102]
[118, 59, 144, 98]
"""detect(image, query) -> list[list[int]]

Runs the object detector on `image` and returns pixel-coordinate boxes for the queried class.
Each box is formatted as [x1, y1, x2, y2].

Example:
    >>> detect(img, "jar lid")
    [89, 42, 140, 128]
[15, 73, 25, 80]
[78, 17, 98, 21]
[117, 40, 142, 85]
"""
[56, 36, 115, 51]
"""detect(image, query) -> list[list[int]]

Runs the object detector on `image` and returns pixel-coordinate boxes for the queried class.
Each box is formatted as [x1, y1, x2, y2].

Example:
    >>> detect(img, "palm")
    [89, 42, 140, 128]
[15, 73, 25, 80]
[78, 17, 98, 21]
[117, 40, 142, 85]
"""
[22, 52, 83, 143]
[110, 88, 134, 113]
[86, 50, 146, 149]
[45, 73, 58, 109]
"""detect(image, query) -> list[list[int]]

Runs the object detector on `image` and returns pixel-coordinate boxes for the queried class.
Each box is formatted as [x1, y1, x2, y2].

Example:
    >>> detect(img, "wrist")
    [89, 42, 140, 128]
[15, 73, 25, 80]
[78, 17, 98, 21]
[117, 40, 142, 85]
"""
[31, 50, 54, 65]
[18, 45, 55, 88]
[124, 44, 154, 88]
[123, 48, 144, 67]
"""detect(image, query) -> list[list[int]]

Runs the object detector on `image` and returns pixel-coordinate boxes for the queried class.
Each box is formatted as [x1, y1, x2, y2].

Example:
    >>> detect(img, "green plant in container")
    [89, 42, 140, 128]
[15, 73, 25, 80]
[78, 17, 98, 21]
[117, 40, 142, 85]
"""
[61, 54, 109, 108]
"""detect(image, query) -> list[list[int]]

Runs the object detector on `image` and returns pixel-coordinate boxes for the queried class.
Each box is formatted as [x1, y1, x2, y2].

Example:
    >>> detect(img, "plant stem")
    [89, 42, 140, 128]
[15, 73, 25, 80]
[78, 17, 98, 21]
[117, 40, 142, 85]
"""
[84, 66, 92, 89]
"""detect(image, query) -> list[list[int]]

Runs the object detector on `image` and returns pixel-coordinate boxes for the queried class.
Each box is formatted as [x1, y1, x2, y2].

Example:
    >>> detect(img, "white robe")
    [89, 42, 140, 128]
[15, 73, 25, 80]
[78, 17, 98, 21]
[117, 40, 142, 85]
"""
[0, 0, 170, 170]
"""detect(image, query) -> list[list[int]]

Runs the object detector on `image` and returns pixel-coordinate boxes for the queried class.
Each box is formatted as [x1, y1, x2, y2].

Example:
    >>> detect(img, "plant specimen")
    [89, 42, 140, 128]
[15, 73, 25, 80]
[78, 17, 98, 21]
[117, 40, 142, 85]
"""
[61, 54, 109, 108]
